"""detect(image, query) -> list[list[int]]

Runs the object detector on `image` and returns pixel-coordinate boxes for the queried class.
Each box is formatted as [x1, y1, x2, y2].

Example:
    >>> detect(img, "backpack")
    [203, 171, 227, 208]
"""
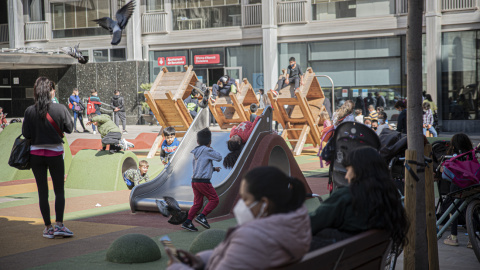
[87, 98, 95, 115]
[442, 147, 480, 188]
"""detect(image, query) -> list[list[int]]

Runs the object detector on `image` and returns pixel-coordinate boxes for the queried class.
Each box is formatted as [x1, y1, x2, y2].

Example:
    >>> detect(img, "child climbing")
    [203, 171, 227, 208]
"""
[223, 115, 261, 169]
[87, 114, 133, 154]
[182, 128, 222, 232]
[123, 160, 150, 190]
[160, 126, 179, 165]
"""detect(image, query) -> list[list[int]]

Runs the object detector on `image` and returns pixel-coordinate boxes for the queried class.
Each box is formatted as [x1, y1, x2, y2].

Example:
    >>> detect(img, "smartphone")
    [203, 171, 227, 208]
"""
[160, 235, 178, 257]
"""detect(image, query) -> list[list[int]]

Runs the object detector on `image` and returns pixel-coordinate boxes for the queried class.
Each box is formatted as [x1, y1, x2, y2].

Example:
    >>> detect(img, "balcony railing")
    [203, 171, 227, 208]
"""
[277, 0, 306, 25]
[0, 24, 8, 44]
[442, 0, 476, 11]
[142, 12, 168, 34]
[25, 21, 48, 42]
[397, 0, 408, 14]
[243, 3, 262, 26]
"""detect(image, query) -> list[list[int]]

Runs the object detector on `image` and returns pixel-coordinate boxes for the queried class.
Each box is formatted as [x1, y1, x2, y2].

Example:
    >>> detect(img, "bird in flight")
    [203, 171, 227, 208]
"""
[60, 43, 88, 64]
[93, 0, 135, 45]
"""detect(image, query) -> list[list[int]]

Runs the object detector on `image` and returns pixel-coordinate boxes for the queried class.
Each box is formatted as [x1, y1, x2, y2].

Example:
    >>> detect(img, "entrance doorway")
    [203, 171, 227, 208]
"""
[193, 67, 243, 87]
[208, 68, 224, 87]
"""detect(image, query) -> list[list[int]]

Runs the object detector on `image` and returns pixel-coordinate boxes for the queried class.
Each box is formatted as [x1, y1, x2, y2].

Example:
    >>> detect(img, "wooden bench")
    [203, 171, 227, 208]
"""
[275, 230, 391, 270]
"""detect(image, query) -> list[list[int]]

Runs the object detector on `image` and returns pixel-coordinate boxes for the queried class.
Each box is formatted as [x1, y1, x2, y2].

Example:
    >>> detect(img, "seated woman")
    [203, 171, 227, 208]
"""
[310, 146, 408, 251]
[223, 115, 261, 169]
[166, 166, 311, 270]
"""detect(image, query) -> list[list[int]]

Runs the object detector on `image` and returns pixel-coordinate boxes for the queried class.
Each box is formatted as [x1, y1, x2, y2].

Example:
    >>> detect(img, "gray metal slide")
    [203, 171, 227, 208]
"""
[129, 107, 274, 216]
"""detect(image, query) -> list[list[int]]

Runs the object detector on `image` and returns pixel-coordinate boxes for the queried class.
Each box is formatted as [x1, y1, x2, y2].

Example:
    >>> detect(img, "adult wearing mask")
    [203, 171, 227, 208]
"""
[166, 166, 311, 270]
[111, 90, 127, 134]
[376, 111, 391, 135]
[23, 77, 74, 238]
[394, 100, 407, 134]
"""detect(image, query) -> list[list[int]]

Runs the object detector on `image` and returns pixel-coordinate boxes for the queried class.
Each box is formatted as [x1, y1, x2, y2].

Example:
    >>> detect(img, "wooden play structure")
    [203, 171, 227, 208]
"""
[268, 67, 328, 156]
[144, 66, 199, 158]
[208, 78, 260, 129]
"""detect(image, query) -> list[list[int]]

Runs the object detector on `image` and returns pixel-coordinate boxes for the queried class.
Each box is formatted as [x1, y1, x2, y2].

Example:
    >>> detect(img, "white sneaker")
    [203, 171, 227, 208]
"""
[93, 131, 97, 135]
[120, 139, 128, 150]
[125, 140, 135, 149]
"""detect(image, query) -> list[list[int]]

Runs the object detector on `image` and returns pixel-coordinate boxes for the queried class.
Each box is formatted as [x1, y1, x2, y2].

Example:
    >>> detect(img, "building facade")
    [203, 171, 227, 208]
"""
[1, 0, 480, 131]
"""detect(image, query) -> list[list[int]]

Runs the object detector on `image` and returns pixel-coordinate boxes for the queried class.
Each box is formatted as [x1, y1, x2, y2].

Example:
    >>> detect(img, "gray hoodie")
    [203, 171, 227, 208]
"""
[191, 145, 222, 182]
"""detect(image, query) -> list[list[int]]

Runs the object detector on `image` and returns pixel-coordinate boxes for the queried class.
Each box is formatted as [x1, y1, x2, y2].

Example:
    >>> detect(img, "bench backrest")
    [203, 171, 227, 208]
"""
[275, 230, 391, 270]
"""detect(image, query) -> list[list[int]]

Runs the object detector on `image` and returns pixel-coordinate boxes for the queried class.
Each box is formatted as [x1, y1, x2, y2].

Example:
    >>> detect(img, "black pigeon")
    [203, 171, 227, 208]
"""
[93, 0, 135, 45]
[61, 43, 88, 64]
[163, 196, 188, 225]
[190, 82, 210, 108]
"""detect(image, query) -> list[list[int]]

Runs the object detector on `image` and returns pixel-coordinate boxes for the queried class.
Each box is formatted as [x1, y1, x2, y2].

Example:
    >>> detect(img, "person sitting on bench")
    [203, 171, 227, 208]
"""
[211, 75, 240, 100]
[165, 166, 311, 269]
[271, 56, 304, 97]
[309, 147, 408, 251]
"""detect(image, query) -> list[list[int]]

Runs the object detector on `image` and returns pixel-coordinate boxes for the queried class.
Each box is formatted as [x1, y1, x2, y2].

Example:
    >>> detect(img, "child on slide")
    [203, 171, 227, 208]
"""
[223, 115, 261, 169]
[160, 127, 179, 165]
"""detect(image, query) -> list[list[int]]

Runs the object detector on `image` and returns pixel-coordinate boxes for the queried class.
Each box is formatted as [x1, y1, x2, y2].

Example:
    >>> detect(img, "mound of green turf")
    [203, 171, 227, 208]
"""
[0, 123, 72, 182]
[65, 149, 138, 191]
[189, 229, 226, 254]
[106, 234, 161, 264]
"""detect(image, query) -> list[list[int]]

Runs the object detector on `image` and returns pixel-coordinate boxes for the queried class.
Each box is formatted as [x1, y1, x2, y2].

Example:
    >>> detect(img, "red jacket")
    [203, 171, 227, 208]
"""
[230, 116, 261, 144]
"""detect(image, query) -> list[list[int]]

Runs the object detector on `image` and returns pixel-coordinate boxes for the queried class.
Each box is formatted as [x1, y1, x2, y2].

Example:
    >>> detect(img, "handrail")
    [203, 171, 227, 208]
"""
[277, 0, 307, 25]
[25, 21, 48, 42]
[242, 3, 262, 26]
[315, 75, 335, 110]
[142, 12, 168, 34]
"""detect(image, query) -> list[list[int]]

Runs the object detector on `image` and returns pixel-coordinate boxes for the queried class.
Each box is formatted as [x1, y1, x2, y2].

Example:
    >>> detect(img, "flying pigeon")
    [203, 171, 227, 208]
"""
[156, 196, 188, 225]
[93, 0, 135, 45]
[189, 82, 210, 108]
[60, 43, 88, 64]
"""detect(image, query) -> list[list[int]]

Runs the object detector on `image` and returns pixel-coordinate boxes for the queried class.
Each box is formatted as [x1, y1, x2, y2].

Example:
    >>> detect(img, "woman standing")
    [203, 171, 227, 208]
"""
[69, 88, 88, 133]
[23, 77, 74, 238]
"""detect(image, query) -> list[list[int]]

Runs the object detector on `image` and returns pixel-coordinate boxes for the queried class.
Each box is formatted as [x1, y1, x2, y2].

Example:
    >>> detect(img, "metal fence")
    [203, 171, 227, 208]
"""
[242, 3, 262, 26]
[142, 12, 168, 34]
[277, 0, 307, 24]
[25, 21, 48, 42]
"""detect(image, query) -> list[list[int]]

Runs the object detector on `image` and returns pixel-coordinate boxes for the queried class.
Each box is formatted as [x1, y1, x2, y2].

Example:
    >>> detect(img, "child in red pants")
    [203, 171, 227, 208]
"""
[182, 128, 222, 232]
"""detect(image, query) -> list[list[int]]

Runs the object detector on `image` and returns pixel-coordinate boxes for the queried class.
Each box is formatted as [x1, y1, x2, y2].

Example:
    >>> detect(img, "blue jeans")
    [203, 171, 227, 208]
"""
[73, 110, 85, 131]
[423, 126, 437, 137]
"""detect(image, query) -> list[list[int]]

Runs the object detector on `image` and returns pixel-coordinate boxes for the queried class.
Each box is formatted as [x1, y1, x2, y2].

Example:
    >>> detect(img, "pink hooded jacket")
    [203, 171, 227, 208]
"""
[168, 206, 311, 270]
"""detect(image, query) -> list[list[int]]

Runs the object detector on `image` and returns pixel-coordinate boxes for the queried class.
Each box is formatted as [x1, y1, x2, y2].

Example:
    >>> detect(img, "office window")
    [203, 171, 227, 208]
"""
[147, 0, 165, 11]
[93, 49, 109, 62]
[226, 45, 263, 90]
[27, 0, 45, 21]
[110, 48, 126, 61]
[172, 0, 241, 30]
[51, 0, 110, 38]
[312, 0, 394, 21]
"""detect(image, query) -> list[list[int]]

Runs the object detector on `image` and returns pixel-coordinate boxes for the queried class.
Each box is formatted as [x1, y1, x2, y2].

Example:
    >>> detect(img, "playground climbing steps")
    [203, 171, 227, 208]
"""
[144, 65, 199, 158]
[268, 67, 327, 156]
[208, 78, 260, 129]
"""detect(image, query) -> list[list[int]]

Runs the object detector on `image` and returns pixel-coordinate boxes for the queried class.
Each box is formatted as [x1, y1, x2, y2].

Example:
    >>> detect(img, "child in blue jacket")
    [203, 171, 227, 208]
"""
[160, 127, 180, 165]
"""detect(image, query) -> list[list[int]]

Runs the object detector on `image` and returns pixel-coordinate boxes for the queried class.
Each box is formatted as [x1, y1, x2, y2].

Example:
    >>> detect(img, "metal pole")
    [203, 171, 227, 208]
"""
[315, 75, 334, 108]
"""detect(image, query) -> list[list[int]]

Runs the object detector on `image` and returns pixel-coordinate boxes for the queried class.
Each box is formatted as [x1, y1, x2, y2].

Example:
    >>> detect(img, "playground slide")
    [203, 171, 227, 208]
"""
[130, 106, 311, 218]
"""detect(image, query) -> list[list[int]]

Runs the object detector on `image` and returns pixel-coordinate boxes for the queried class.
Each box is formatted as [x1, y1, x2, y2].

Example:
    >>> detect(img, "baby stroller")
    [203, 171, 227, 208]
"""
[379, 129, 408, 194]
[328, 121, 381, 190]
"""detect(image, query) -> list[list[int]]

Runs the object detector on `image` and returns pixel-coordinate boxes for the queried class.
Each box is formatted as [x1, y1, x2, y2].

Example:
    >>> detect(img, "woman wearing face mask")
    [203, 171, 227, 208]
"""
[310, 147, 408, 251]
[166, 166, 311, 270]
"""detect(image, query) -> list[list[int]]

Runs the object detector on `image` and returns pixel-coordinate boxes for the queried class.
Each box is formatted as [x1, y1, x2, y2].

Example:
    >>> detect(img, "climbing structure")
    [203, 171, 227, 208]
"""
[144, 65, 199, 157]
[209, 78, 260, 129]
[268, 67, 327, 156]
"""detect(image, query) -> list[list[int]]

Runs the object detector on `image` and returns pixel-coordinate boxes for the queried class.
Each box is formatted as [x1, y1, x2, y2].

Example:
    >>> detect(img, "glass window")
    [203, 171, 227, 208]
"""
[110, 48, 126, 61]
[312, 0, 394, 21]
[93, 49, 109, 62]
[149, 50, 189, 82]
[441, 31, 478, 120]
[226, 45, 263, 90]
[51, 0, 111, 38]
[146, 0, 165, 12]
[278, 43, 308, 76]
[172, 0, 241, 30]
[28, 0, 45, 21]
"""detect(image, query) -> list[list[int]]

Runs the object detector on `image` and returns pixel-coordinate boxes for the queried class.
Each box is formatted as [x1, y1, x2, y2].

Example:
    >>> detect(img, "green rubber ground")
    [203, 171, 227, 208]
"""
[0, 123, 72, 182]
[65, 149, 138, 191]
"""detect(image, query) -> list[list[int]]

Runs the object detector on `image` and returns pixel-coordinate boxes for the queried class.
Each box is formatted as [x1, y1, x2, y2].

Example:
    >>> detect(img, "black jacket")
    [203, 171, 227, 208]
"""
[23, 103, 74, 145]
[396, 109, 407, 134]
[111, 95, 125, 112]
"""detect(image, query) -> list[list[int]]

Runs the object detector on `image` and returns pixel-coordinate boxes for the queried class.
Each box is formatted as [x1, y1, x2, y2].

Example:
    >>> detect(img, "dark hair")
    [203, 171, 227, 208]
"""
[394, 100, 406, 110]
[289, 57, 295, 62]
[243, 166, 306, 214]
[250, 103, 258, 113]
[425, 94, 433, 102]
[376, 106, 384, 112]
[163, 126, 176, 137]
[90, 89, 97, 94]
[224, 140, 243, 169]
[259, 89, 264, 94]
[342, 147, 409, 249]
[422, 102, 430, 110]
[371, 119, 378, 124]
[378, 111, 387, 120]
[197, 128, 211, 146]
[33, 77, 53, 119]
[447, 133, 473, 155]
[114, 90, 120, 95]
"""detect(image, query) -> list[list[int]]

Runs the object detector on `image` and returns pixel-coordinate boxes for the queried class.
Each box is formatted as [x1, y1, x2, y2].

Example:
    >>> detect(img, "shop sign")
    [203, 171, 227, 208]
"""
[157, 57, 165, 66]
[352, 89, 359, 97]
[342, 89, 348, 97]
[194, 54, 220, 64]
[167, 56, 186, 66]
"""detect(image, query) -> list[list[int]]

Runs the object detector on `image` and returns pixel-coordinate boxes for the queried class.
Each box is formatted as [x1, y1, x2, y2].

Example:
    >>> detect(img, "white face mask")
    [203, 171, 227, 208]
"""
[233, 199, 266, 226]
[378, 119, 385, 125]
